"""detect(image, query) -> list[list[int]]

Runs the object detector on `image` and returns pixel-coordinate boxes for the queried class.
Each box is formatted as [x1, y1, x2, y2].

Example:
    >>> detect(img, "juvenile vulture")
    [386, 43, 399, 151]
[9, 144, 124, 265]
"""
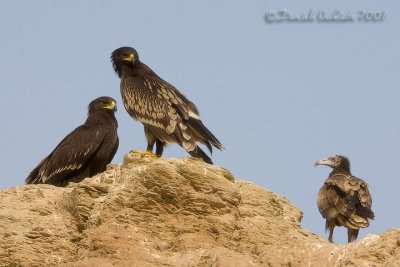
[315, 155, 374, 243]
[26, 96, 119, 187]
[111, 47, 223, 164]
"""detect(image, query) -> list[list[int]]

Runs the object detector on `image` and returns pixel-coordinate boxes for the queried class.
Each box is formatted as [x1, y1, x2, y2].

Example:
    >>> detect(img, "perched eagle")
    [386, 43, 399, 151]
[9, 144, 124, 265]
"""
[315, 155, 374, 243]
[26, 96, 119, 187]
[111, 47, 223, 164]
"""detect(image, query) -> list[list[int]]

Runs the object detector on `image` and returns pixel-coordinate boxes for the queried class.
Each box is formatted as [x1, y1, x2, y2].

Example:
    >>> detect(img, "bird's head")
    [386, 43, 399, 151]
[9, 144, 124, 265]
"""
[88, 96, 117, 114]
[314, 155, 351, 172]
[111, 47, 139, 77]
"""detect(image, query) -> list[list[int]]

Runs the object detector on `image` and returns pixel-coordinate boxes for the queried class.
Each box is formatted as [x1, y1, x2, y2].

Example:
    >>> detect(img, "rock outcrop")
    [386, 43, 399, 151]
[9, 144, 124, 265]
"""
[0, 152, 399, 266]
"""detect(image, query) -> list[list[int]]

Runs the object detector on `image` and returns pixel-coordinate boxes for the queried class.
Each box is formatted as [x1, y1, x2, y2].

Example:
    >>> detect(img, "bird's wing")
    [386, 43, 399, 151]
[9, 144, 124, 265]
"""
[122, 80, 183, 140]
[143, 73, 223, 150]
[158, 79, 200, 119]
[143, 75, 199, 120]
[150, 78, 223, 151]
[317, 182, 344, 217]
[27, 123, 106, 184]
[25, 156, 49, 184]
[136, 62, 200, 119]
[317, 182, 363, 228]
[121, 75, 198, 149]
[122, 63, 222, 152]
[317, 174, 374, 228]
[326, 174, 373, 208]
[107, 135, 119, 163]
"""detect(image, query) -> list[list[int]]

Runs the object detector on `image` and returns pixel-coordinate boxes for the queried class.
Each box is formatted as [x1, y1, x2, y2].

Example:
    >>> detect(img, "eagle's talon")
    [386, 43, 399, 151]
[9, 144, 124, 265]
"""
[131, 150, 158, 159]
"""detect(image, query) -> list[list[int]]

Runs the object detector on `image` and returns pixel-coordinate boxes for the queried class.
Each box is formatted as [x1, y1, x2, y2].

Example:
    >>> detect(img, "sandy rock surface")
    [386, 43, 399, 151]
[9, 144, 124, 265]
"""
[0, 152, 399, 266]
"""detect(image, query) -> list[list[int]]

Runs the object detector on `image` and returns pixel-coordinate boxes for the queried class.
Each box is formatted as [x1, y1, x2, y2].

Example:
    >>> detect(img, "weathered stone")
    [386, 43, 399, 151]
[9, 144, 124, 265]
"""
[0, 152, 398, 266]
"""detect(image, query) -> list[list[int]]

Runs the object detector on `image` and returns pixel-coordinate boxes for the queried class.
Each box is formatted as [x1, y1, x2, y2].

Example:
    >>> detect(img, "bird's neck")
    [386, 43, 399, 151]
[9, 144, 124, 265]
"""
[119, 61, 156, 81]
[120, 64, 137, 79]
[86, 111, 117, 127]
[330, 168, 351, 176]
[116, 62, 145, 80]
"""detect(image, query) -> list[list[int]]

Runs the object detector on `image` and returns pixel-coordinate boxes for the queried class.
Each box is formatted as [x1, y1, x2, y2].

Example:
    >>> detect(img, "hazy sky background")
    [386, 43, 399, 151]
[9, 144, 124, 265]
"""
[1, 1, 399, 244]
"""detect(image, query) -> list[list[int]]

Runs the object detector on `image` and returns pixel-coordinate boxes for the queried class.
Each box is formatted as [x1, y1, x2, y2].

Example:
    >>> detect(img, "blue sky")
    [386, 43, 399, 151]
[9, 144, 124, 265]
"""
[1, 1, 399, 244]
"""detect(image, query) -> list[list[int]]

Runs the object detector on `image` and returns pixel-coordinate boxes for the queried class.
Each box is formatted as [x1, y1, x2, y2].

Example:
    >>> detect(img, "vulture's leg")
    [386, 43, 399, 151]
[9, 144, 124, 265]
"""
[347, 228, 359, 243]
[327, 220, 335, 243]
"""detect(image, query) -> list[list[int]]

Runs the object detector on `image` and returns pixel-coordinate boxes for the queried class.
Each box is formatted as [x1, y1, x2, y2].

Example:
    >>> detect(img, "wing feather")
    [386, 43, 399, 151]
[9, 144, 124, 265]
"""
[317, 173, 374, 229]
[326, 174, 373, 208]
[121, 62, 222, 154]
[26, 124, 106, 184]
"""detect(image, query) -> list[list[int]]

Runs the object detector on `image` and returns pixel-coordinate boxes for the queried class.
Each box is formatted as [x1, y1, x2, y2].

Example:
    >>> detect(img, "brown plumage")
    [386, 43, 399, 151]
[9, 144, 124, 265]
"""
[315, 155, 374, 243]
[26, 97, 119, 187]
[111, 47, 223, 164]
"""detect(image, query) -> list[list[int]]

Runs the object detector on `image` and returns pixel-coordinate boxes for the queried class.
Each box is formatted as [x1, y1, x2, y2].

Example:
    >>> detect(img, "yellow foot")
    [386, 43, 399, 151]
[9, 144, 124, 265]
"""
[131, 150, 158, 159]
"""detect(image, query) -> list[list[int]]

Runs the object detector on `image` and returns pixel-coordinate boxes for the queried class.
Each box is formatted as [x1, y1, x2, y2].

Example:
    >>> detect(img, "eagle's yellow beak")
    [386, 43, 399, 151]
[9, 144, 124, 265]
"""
[122, 53, 135, 62]
[103, 101, 116, 111]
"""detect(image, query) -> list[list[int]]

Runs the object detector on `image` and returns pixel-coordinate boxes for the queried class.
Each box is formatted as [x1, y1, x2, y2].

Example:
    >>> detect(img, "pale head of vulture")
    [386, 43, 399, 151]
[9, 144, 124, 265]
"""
[315, 155, 350, 173]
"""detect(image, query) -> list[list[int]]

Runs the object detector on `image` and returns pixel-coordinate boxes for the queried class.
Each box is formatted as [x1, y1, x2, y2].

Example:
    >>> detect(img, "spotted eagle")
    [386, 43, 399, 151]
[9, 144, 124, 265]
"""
[26, 96, 119, 186]
[315, 155, 374, 243]
[111, 47, 223, 164]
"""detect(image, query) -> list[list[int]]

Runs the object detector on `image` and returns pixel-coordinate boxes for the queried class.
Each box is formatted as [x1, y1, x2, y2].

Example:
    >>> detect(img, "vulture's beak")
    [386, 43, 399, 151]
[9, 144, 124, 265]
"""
[314, 157, 334, 168]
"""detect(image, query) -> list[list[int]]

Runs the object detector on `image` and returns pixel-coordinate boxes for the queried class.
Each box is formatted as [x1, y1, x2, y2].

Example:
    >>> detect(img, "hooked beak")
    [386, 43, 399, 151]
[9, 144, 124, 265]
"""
[314, 157, 334, 168]
[122, 53, 135, 62]
[104, 101, 117, 111]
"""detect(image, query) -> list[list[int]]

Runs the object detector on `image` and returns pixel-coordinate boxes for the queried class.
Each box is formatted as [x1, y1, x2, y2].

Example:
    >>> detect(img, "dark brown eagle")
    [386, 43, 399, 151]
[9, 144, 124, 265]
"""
[111, 46, 223, 164]
[315, 155, 374, 243]
[26, 96, 119, 187]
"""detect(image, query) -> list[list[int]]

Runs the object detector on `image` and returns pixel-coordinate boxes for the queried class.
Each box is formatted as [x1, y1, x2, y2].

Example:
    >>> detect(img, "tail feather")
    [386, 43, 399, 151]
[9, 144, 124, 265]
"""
[348, 228, 359, 242]
[188, 145, 213, 164]
[187, 118, 223, 152]
[341, 214, 369, 229]
[25, 157, 47, 184]
[357, 206, 375, 219]
[204, 140, 213, 154]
